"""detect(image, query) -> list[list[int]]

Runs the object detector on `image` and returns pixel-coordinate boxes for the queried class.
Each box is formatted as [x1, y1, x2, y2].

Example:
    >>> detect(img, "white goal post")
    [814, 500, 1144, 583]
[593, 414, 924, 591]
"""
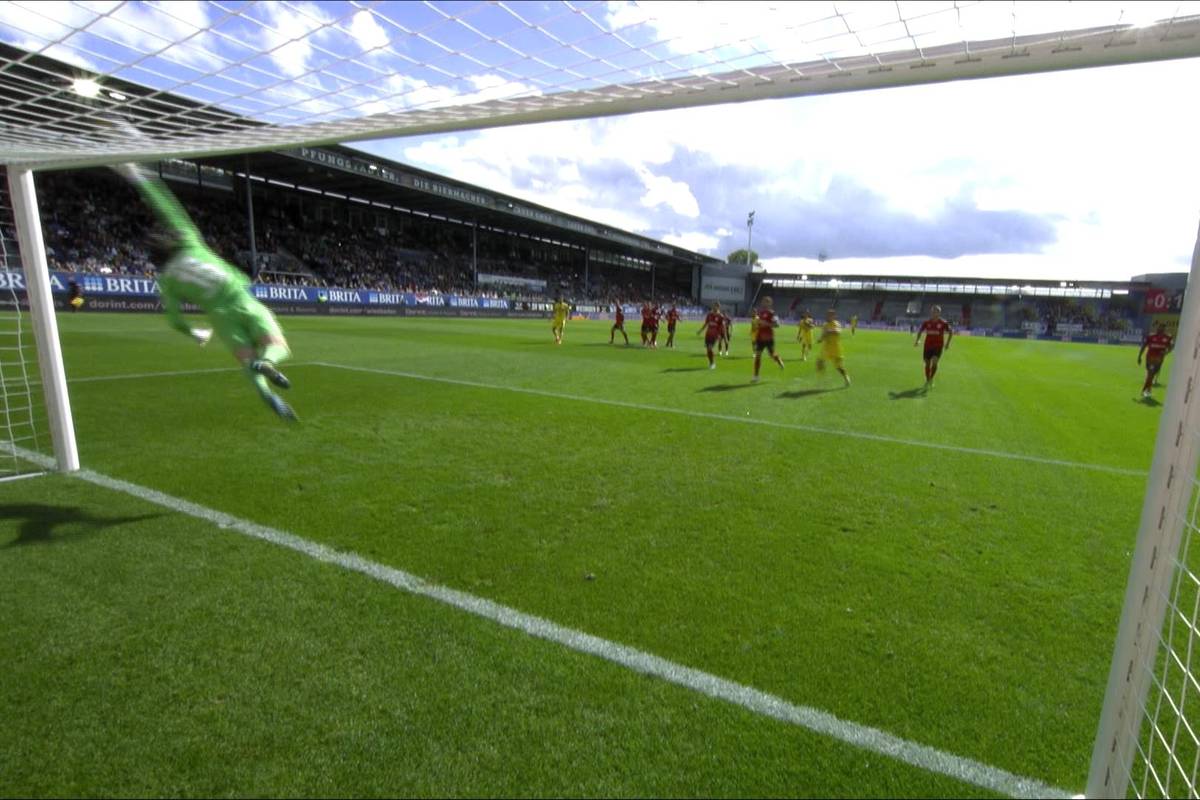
[1087, 222, 1200, 799]
[4, 168, 77, 474]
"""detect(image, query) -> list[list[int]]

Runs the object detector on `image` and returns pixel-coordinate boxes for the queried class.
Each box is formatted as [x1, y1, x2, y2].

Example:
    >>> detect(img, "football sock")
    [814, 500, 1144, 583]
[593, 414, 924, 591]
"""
[249, 370, 273, 400]
[260, 342, 290, 365]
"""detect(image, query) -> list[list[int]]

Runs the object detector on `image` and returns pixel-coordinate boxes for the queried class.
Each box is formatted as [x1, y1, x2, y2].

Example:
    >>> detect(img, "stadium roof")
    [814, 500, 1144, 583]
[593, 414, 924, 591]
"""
[757, 273, 1151, 299]
[195, 143, 720, 267]
[758, 273, 1149, 288]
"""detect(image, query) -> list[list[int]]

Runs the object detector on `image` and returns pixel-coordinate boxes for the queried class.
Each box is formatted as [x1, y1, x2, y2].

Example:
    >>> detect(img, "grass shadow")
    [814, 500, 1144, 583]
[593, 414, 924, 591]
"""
[777, 387, 839, 400]
[1, 503, 165, 548]
[1137, 396, 1163, 407]
[662, 367, 708, 373]
[888, 386, 928, 400]
[699, 382, 764, 393]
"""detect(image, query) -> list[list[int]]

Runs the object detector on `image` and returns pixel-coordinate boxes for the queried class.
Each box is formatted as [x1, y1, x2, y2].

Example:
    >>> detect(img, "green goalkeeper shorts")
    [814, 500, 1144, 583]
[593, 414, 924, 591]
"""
[209, 292, 284, 353]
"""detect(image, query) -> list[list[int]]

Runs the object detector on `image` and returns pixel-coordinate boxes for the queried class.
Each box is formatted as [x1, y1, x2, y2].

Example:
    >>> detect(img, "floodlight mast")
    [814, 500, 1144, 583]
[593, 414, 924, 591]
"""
[747, 211, 755, 271]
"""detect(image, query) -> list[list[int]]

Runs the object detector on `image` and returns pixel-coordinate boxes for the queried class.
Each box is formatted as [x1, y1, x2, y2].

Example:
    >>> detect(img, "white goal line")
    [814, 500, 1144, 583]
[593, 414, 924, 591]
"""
[0, 441, 1072, 799]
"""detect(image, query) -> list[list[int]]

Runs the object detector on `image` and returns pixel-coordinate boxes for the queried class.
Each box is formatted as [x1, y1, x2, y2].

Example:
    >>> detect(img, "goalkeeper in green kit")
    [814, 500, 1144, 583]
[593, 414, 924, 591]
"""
[113, 163, 297, 421]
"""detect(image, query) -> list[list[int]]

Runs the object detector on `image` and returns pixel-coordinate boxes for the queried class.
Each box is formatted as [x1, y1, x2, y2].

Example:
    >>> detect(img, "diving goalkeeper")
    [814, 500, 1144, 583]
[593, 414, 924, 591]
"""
[112, 163, 297, 421]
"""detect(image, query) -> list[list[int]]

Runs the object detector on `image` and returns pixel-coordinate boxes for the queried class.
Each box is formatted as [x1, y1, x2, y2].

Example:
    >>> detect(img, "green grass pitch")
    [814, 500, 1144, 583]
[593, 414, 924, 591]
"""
[0, 313, 1165, 797]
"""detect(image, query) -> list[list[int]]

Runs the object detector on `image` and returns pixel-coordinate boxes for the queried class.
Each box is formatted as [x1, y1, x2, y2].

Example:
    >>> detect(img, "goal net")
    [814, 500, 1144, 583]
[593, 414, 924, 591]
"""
[0, 166, 50, 480]
[0, 2, 1198, 170]
[0, 2, 1199, 795]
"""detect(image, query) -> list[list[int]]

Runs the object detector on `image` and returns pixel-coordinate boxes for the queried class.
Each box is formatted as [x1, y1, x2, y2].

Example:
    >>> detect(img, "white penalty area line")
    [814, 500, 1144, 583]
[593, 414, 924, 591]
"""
[315, 361, 1146, 479]
[69, 366, 243, 383]
[67, 363, 316, 384]
[1, 445, 1071, 800]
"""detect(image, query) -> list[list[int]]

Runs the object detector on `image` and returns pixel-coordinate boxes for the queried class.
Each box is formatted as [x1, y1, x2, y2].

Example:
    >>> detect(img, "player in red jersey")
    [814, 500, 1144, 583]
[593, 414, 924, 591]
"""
[1138, 323, 1175, 399]
[649, 303, 663, 348]
[697, 301, 725, 369]
[719, 309, 732, 356]
[665, 305, 681, 348]
[610, 303, 629, 345]
[639, 302, 655, 347]
[914, 306, 954, 388]
[751, 296, 785, 382]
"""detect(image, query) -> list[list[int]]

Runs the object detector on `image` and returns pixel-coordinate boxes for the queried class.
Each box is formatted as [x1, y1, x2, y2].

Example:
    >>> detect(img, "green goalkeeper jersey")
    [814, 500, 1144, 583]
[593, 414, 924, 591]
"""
[122, 165, 251, 335]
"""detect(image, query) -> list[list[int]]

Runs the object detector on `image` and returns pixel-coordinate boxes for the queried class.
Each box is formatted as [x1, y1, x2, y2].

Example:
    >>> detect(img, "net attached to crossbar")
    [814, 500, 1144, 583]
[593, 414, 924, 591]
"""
[0, 2, 1199, 170]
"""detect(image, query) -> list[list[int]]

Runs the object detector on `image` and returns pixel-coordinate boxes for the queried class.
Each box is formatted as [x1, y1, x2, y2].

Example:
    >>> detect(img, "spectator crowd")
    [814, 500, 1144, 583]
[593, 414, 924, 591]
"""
[30, 168, 696, 311]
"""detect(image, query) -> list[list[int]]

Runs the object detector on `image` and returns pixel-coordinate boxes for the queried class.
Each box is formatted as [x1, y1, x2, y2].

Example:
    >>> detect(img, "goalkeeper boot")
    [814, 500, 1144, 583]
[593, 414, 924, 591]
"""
[266, 393, 298, 422]
[252, 359, 291, 390]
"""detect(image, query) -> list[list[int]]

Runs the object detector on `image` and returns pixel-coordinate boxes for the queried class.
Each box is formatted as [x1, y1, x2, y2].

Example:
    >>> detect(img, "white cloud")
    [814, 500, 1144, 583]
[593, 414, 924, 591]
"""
[557, 163, 581, 183]
[389, 127, 657, 233]
[0, 1, 93, 42]
[662, 230, 721, 252]
[383, 73, 457, 111]
[348, 9, 390, 53]
[372, 53, 1200, 280]
[636, 166, 699, 217]
[464, 74, 541, 103]
[0, 0, 225, 75]
[257, 2, 334, 78]
[1, 0, 226, 72]
[128, 1, 223, 70]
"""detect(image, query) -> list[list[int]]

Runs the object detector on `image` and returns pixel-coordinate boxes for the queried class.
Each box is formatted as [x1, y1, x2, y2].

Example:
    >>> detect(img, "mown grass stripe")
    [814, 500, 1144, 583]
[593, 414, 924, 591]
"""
[5, 442, 1073, 799]
[316, 361, 1146, 478]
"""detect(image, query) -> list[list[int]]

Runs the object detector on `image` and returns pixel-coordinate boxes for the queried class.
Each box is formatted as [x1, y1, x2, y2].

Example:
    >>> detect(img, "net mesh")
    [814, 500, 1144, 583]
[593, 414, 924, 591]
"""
[0, 167, 49, 479]
[1126, 463, 1200, 799]
[0, 1, 1199, 169]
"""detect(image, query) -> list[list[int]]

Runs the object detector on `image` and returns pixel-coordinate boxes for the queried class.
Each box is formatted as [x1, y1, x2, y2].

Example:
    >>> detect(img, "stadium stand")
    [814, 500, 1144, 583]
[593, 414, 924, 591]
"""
[33, 167, 698, 310]
[762, 278, 1147, 339]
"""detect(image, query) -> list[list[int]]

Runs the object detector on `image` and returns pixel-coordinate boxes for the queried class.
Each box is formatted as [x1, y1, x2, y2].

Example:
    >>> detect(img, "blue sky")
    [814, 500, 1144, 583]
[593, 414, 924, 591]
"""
[2, 1, 1199, 281]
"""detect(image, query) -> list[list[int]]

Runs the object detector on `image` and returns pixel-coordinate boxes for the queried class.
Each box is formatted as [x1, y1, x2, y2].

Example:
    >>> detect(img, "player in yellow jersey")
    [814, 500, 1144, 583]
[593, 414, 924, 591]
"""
[796, 309, 815, 361]
[817, 308, 850, 387]
[850, 314, 858, 336]
[551, 297, 570, 344]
